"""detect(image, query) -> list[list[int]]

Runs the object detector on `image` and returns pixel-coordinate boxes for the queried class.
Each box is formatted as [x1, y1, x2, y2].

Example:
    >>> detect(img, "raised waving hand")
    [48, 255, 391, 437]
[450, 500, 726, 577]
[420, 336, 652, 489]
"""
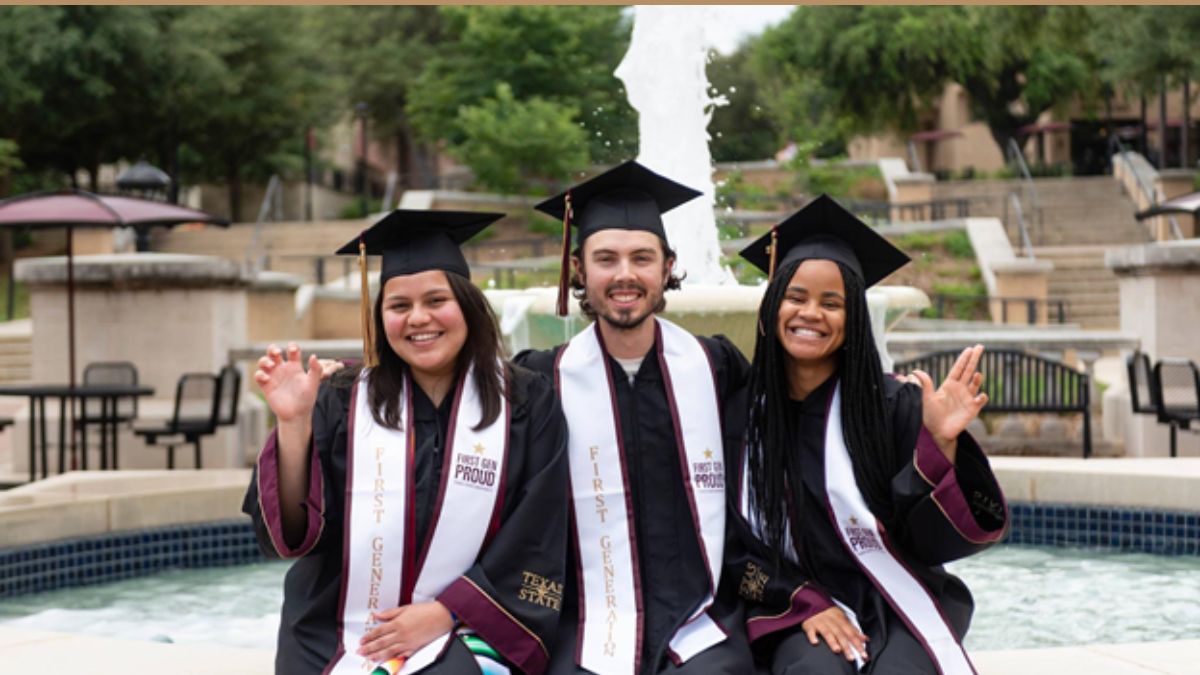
[254, 342, 324, 424]
[905, 344, 989, 463]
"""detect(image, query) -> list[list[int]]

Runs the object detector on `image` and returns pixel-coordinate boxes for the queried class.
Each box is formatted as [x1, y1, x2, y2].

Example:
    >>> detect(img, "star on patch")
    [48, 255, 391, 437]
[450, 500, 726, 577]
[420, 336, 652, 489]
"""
[849, 516, 858, 526]
[473, 443, 486, 455]
[703, 448, 713, 460]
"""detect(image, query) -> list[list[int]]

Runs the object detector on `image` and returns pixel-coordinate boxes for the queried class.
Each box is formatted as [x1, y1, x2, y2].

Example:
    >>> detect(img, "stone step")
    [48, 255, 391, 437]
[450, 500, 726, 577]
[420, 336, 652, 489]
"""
[1063, 304, 1118, 314]
[1038, 234, 1146, 246]
[0, 341, 31, 356]
[1043, 255, 1114, 265]
[0, 365, 32, 383]
[1038, 238, 1145, 247]
[1037, 217, 1142, 231]
[1037, 216, 1141, 230]
[1049, 283, 1119, 296]
[1064, 308, 1120, 321]
[1055, 289, 1121, 302]
[1060, 295, 1113, 309]
[1046, 270, 1117, 281]
[1039, 256, 1111, 268]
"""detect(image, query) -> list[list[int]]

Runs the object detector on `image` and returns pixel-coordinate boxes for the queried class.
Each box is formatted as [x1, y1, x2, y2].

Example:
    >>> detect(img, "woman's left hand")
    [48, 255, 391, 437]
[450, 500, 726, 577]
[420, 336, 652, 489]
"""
[907, 344, 988, 463]
[358, 601, 456, 664]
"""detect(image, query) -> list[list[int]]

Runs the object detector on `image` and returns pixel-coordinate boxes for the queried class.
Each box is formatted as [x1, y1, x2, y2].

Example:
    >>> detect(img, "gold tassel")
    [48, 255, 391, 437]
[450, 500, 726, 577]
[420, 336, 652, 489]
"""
[555, 191, 574, 317]
[767, 227, 779, 282]
[358, 238, 377, 368]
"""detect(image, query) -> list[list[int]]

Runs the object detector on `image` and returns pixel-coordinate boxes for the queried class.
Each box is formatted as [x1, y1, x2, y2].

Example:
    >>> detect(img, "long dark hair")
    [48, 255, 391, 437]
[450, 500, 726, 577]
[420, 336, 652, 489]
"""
[368, 272, 508, 431]
[745, 258, 896, 559]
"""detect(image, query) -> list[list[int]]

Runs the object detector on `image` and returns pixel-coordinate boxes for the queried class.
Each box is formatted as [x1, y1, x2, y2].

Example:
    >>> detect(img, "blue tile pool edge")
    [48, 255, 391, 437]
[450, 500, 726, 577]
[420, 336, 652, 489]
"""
[1, 502, 1198, 598]
[0, 518, 261, 598]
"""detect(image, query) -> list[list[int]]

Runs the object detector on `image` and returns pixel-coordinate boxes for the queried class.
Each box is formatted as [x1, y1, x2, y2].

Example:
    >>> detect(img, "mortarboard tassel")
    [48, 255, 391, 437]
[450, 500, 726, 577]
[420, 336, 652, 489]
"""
[358, 238, 378, 368]
[555, 191, 574, 317]
[767, 226, 779, 282]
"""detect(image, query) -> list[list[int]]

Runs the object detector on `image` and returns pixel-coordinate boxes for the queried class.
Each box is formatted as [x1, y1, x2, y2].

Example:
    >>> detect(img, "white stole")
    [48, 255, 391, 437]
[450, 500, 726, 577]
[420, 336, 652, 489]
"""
[326, 367, 508, 675]
[558, 319, 727, 674]
[823, 383, 976, 675]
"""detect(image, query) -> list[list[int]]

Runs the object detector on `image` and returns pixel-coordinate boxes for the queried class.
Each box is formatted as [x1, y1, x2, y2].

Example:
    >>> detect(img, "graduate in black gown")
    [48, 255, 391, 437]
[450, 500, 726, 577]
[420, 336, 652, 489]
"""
[242, 210, 569, 675]
[729, 196, 1008, 675]
[513, 162, 754, 675]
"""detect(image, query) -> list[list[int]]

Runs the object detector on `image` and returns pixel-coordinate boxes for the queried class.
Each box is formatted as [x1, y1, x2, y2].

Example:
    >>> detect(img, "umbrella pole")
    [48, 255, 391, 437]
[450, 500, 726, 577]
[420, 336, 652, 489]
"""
[67, 226, 77, 470]
[5, 230, 13, 321]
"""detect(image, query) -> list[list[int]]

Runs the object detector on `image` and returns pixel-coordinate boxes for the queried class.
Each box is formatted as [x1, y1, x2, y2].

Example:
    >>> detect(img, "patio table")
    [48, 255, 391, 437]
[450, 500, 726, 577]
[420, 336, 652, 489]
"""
[0, 383, 155, 481]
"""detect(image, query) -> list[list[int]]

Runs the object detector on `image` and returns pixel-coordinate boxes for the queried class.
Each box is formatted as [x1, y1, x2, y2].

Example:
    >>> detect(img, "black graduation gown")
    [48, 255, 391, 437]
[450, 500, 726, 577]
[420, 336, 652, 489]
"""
[515, 333, 753, 675]
[242, 366, 570, 675]
[727, 375, 1008, 674]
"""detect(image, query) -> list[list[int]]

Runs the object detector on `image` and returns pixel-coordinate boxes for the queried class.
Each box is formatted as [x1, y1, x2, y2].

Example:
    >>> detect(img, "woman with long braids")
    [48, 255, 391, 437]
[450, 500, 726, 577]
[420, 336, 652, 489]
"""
[243, 210, 569, 675]
[727, 196, 1008, 675]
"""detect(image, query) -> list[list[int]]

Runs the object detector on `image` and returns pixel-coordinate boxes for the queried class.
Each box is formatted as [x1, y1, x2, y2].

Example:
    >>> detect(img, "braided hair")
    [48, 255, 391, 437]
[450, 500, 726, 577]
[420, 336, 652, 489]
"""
[746, 258, 897, 560]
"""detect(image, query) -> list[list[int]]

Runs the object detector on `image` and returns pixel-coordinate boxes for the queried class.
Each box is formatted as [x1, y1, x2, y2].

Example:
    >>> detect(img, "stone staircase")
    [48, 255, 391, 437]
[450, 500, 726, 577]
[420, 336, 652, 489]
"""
[1035, 245, 1121, 329]
[0, 319, 32, 384]
[934, 176, 1151, 329]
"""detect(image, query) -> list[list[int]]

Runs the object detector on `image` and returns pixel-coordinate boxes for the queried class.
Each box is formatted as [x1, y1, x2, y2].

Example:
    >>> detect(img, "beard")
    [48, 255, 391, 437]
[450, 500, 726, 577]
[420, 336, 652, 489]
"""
[593, 281, 663, 331]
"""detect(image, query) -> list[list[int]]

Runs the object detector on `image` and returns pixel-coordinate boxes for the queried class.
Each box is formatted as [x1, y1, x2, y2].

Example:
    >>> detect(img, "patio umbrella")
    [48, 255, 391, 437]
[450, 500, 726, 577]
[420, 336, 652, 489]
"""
[0, 188, 229, 387]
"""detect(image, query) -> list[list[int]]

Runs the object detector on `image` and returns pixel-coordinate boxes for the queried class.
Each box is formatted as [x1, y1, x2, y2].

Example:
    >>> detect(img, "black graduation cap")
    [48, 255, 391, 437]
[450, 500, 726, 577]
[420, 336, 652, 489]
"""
[534, 160, 702, 315]
[334, 209, 504, 367]
[739, 195, 910, 287]
[335, 209, 503, 281]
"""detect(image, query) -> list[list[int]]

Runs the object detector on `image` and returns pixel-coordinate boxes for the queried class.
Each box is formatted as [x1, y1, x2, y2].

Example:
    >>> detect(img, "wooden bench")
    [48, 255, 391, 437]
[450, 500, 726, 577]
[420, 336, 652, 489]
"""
[895, 348, 1092, 458]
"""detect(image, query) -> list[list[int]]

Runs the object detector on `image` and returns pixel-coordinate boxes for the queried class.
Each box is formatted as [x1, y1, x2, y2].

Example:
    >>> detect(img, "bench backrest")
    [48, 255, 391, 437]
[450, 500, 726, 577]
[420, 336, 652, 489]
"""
[894, 349, 1089, 413]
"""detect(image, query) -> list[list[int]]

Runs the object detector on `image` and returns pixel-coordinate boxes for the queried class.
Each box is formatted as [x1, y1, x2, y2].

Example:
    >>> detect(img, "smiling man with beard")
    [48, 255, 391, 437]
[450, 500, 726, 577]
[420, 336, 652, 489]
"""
[514, 161, 753, 675]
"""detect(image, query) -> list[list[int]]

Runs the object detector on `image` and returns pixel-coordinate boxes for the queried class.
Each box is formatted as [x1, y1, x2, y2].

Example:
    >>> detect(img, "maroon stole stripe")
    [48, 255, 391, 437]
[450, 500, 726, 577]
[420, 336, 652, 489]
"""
[654, 325, 728, 660]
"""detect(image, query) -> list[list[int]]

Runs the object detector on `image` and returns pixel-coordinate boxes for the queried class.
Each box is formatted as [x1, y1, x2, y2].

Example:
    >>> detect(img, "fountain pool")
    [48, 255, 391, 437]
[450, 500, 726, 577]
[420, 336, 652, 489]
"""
[2, 545, 1197, 652]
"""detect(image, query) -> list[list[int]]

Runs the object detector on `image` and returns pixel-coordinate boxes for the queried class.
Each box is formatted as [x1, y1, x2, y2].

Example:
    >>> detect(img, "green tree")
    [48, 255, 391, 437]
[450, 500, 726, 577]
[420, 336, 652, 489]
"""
[1091, 6, 1200, 167]
[707, 45, 783, 162]
[174, 6, 339, 220]
[408, 5, 636, 176]
[757, 6, 1097, 159]
[453, 83, 589, 194]
[0, 140, 22, 197]
[0, 6, 161, 189]
[316, 6, 444, 189]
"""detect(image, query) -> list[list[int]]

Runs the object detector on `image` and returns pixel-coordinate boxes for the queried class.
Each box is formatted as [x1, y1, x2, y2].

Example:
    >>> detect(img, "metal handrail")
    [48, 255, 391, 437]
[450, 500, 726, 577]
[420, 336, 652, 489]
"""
[381, 171, 399, 212]
[1109, 136, 1158, 205]
[1006, 137, 1043, 232]
[249, 174, 282, 272]
[906, 140, 923, 173]
[1008, 192, 1035, 258]
[1110, 136, 1185, 240]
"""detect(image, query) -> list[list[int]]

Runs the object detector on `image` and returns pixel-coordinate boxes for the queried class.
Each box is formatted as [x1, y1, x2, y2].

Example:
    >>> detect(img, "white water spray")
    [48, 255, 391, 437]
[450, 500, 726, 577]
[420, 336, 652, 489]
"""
[616, 5, 735, 285]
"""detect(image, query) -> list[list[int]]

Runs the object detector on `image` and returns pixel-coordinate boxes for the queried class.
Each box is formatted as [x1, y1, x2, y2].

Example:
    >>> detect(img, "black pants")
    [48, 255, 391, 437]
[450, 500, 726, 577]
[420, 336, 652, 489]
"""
[768, 619, 935, 675]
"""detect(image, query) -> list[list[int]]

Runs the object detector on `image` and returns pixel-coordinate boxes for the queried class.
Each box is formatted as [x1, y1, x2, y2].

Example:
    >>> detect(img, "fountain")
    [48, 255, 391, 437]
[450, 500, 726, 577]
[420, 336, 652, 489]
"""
[489, 5, 929, 362]
[615, 5, 733, 285]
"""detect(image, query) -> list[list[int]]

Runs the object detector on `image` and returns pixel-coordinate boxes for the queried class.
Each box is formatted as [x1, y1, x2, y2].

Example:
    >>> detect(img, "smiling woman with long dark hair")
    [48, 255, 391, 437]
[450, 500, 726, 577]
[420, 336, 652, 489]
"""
[728, 196, 1009, 675]
[243, 210, 569, 675]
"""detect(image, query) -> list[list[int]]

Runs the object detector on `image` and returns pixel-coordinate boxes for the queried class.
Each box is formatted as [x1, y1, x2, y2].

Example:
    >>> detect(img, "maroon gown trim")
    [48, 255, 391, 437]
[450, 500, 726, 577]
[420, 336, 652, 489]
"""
[913, 428, 1007, 545]
[439, 576, 550, 675]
